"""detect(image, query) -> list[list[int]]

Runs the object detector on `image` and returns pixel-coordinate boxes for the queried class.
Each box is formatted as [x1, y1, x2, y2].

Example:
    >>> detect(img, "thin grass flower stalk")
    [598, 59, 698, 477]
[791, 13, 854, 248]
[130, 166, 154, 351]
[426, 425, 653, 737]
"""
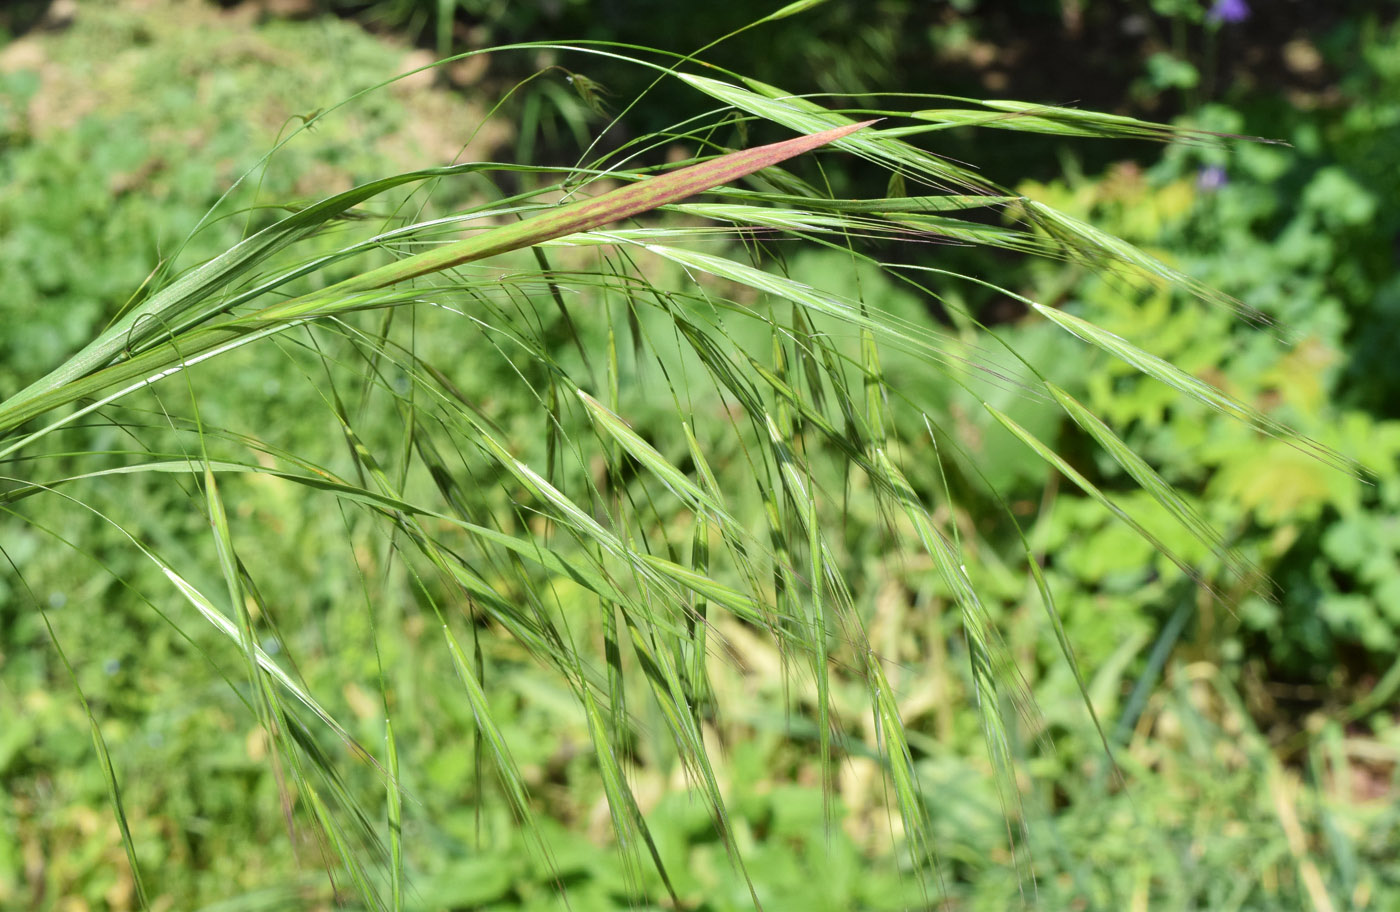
[0, 37, 1355, 910]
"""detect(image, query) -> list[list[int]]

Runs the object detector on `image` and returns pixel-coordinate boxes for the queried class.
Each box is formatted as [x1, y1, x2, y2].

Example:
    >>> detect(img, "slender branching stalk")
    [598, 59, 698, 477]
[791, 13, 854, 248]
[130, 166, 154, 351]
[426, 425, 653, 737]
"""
[0, 34, 1352, 910]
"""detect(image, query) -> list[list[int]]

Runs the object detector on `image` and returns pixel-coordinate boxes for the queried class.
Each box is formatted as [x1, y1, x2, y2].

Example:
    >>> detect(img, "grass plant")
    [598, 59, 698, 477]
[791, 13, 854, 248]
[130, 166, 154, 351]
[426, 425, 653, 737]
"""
[0, 5, 1377, 909]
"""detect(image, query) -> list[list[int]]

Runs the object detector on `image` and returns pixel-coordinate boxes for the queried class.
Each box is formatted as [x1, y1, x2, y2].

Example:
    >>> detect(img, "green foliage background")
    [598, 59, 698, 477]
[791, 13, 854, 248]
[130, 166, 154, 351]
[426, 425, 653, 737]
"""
[1, 1, 1398, 909]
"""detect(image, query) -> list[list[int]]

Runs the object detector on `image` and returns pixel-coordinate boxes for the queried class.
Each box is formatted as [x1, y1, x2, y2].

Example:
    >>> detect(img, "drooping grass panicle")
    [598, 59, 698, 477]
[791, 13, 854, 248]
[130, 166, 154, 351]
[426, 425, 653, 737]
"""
[0, 33, 1350, 910]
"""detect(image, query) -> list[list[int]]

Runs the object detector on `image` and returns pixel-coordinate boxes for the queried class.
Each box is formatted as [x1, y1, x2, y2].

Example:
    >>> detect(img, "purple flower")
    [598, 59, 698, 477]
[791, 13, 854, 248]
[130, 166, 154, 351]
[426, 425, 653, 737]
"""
[1207, 0, 1250, 24]
[1197, 165, 1228, 191]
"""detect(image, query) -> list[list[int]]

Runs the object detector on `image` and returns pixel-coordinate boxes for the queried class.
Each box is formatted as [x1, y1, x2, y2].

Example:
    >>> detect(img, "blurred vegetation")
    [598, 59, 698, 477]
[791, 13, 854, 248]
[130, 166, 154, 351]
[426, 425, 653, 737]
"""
[2, 0, 1398, 909]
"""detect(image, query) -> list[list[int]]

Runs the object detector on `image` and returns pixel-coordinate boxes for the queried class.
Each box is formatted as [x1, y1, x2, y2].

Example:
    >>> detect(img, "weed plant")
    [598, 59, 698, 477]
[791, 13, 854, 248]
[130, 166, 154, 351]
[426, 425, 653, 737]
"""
[0, 3, 1385, 909]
